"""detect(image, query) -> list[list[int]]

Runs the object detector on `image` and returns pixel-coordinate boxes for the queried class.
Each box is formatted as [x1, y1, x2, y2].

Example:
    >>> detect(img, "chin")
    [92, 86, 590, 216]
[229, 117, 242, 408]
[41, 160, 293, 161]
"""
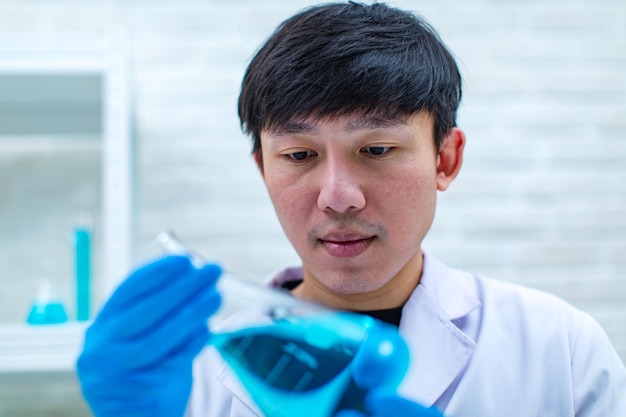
[323, 274, 387, 295]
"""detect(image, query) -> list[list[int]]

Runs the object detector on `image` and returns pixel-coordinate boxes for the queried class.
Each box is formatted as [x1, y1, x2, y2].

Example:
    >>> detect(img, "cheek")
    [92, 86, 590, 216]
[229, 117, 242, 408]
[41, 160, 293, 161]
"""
[378, 164, 435, 202]
[378, 168, 437, 233]
[264, 174, 312, 235]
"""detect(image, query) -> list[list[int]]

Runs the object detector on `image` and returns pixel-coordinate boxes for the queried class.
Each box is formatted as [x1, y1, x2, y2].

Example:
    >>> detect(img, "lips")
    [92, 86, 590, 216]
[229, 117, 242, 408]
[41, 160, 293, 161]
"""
[319, 234, 375, 258]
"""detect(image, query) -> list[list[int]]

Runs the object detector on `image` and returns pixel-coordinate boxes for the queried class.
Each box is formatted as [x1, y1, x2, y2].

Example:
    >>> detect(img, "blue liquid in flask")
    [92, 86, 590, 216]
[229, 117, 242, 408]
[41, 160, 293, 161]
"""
[211, 313, 406, 417]
[153, 231, 408, 416]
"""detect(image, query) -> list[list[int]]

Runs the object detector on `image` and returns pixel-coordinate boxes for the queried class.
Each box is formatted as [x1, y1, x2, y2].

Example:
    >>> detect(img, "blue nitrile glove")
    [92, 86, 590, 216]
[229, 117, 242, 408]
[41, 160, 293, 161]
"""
[76, 255, 222, 417]
[336, 388, 444, 417]
[336, 322, 444, 417]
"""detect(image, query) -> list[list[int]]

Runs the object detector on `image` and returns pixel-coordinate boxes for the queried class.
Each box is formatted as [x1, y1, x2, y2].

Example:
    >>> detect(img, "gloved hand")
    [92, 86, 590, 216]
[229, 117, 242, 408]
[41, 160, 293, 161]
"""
[76, 255, 222, 417]
[337, 388, 444, 417]
[336, 320, 444, 417]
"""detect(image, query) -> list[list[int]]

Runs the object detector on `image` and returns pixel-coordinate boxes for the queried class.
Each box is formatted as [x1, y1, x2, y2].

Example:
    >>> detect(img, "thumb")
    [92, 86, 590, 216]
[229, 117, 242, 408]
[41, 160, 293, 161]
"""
[351, 321, 410, 390]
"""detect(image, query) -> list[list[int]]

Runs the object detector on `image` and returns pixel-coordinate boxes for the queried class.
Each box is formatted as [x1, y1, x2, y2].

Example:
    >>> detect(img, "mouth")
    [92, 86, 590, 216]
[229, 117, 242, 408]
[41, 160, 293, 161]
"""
[318, 234, 376, 259]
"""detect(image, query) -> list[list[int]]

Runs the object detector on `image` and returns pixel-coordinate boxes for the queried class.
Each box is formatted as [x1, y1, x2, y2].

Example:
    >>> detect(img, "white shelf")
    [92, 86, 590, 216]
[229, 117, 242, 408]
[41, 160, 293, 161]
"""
[0, 35, 133, 377]
[0, 322, 89, 373]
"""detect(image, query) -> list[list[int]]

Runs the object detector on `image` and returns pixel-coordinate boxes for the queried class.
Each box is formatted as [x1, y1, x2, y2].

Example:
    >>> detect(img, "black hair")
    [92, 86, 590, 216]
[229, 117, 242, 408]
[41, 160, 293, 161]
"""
[238, 1, 462, 155]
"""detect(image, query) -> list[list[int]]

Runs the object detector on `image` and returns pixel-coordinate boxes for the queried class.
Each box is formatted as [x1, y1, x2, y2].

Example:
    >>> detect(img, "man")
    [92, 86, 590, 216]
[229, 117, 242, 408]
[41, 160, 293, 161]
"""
[77, 2, 626, 416]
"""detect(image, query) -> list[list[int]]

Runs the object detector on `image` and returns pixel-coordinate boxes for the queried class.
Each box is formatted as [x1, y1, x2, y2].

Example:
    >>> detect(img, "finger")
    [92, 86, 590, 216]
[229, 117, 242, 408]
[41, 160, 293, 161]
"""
[102, 282, 219, 369]
[352, 321, 410, 390]
[89, 282, 219, 369]
[100, 255, 193, 313]
[100, 263, 222, 338]
[134, 287, 221, 367]
[156, 326, 210, 372]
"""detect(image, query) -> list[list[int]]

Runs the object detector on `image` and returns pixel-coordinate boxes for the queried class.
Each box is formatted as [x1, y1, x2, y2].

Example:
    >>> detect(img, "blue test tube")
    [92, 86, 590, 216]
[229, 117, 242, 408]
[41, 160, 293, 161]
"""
[75, 226, 91, 321]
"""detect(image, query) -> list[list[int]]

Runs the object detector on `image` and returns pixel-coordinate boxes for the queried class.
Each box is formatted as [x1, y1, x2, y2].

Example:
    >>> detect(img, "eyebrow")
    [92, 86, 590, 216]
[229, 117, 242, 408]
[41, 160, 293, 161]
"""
[268, 116, 407, 137]
[267, 121, 319, 137]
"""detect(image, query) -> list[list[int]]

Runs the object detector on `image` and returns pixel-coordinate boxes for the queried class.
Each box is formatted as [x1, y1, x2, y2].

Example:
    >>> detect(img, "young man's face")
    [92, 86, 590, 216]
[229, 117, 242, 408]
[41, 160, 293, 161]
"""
[258, 112, 464, 310]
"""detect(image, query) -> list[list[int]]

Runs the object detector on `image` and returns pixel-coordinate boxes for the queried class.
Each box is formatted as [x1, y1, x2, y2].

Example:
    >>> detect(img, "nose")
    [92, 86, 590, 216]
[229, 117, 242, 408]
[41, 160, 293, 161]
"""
[317, 156, 366, 214]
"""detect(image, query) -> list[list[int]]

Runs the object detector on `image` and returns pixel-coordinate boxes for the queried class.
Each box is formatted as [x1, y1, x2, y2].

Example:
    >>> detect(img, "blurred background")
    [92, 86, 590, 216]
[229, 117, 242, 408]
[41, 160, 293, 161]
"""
[0, 0, 624, 415]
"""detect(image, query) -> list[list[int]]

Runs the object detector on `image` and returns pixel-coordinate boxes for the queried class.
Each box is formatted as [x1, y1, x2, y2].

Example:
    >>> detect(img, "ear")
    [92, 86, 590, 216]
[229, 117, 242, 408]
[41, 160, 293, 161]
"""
[436, 127, 465, 191]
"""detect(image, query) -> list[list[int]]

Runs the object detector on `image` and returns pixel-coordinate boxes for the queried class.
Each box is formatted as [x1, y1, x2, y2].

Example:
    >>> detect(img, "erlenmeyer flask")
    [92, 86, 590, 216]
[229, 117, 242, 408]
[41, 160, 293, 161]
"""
[155, 231, 409, 417]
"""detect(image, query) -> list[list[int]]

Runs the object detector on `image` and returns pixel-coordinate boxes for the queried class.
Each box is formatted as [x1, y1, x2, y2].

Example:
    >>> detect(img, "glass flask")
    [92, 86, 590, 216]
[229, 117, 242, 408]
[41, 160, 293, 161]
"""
[155, 231, 409, 417]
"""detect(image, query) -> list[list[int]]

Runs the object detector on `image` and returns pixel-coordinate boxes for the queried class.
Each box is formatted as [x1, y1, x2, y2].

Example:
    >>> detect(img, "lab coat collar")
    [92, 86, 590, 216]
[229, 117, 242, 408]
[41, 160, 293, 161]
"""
[397, 250, 480, 406]
[419, 250, 481, 321]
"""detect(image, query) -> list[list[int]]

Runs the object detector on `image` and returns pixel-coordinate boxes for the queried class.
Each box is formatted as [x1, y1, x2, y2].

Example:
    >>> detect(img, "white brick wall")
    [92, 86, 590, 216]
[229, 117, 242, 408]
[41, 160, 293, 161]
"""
[0, 2, 624, 414]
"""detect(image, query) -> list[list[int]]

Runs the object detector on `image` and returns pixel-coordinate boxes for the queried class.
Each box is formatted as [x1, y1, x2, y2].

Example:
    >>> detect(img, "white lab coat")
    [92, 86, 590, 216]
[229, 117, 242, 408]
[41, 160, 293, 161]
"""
[186, 252, 626, 416]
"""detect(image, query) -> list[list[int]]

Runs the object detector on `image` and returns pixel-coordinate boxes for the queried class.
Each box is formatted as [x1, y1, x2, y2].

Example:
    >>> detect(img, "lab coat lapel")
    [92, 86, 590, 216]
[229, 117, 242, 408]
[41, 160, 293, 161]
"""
[398, 252, 479, 407]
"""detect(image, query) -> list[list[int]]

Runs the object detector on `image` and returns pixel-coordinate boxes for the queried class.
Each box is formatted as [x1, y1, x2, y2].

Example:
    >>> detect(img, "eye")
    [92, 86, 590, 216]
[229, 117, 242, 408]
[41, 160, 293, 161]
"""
[361, 146, 392, 156]
[286, 150, 317, 162]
